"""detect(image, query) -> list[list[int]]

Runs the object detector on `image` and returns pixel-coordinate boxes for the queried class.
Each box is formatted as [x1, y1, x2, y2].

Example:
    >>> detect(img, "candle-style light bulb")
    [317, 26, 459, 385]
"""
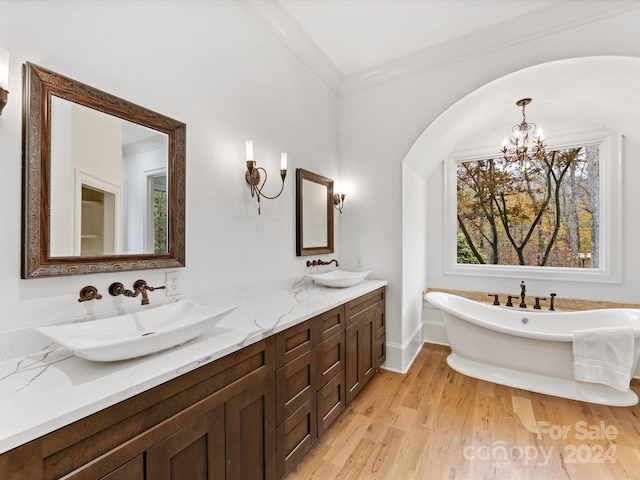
[245, 140, 254, 162]
[280, 152, 287, 171]
[0, 48, 8, 90]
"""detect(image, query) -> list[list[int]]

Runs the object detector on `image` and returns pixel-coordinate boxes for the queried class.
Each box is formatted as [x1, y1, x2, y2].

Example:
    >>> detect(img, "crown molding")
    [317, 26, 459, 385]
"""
[340, 1, 640, 95]
[235, 0, 343, 94]
[238, 0, 640, 97]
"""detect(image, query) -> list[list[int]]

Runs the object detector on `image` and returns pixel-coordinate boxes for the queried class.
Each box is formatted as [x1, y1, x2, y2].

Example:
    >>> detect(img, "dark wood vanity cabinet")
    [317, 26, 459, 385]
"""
[0, 287, 385, 480]
[275, 288, 386, 478]
[96, 373, 276, 480]
[0, 338, 276, 480]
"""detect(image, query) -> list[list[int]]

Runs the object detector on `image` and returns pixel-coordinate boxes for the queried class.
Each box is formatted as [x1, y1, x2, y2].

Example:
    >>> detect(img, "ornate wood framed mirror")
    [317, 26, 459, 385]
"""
[22, 62, 186, 278]
[295, 168, 334, 256]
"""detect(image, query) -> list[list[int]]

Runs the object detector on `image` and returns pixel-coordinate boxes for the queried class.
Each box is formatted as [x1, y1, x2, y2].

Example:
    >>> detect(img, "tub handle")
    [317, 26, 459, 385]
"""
[506, 295, 518, 307]
[533, 297, 547, 310]
[488, 293, 500, 306]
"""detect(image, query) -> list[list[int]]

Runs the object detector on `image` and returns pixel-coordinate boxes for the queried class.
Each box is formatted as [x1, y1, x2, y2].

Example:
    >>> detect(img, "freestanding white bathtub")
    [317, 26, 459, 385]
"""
[425, 291, 640, 407]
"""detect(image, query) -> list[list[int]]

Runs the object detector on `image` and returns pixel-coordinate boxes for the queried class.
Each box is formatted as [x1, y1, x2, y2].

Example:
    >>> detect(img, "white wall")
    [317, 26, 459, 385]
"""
[340, 8, 640, 370]
[398, 162, 427, 372]
[2, 1, 640, 374]
[0, 1, 339, 332]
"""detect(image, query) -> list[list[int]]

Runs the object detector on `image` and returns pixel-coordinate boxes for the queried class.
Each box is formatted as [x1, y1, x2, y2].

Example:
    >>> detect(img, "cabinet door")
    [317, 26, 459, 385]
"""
[225, 374, 276, 480]
[345, 311, 375, 405]
[146, 404, 226, 480]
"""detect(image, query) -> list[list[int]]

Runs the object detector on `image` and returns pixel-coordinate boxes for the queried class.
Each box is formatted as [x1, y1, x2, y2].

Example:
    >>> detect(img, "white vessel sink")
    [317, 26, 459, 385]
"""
[35, 300, 236, 362]
[307, 269, 371, 288]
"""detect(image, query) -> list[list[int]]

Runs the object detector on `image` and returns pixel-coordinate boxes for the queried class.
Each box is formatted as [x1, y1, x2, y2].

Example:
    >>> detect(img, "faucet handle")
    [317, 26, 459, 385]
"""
[134, 279, 166, 292]
[108, 282, 126, 297]
[549, 293, 557, 311]
[488, 293, 500, 305]
[78, 285, 102, 302]
[533, 297, 547, 310]
[506, 295, 517, 307]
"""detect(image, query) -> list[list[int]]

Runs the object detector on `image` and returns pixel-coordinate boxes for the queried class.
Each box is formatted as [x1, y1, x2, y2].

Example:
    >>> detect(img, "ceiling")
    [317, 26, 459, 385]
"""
[242, 0, 640, 94]
[277, 0, 558, 77]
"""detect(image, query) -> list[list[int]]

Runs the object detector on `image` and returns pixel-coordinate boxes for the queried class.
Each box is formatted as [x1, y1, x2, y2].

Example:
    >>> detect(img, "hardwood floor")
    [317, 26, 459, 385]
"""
[287, 344, 640, 480]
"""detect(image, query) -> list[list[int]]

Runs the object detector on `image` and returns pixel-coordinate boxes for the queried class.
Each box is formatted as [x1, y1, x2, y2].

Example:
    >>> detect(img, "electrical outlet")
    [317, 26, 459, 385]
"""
[165, 271, 181, 296]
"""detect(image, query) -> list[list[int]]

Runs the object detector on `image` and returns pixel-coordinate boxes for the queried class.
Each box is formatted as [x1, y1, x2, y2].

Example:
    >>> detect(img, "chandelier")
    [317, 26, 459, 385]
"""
[501, 98, 546, 168]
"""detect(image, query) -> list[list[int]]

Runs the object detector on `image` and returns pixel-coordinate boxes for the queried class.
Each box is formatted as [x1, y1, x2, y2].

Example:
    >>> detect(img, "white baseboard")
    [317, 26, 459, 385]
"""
[381, 323, 423, 374]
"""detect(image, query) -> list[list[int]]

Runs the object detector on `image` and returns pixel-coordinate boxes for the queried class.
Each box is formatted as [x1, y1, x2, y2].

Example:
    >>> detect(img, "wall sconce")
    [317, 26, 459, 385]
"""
[245, 140, 287, 214]
[0, 48, 9, 116]
[333, 193, 346, 214]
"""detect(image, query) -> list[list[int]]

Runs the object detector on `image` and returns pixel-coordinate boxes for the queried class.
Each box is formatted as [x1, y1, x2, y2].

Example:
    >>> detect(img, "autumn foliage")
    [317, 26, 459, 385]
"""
[456, 145, 599, 268]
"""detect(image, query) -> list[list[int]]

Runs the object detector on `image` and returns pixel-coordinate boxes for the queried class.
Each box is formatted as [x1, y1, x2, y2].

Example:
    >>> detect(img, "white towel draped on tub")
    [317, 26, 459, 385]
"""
[573, 327, 636, 392]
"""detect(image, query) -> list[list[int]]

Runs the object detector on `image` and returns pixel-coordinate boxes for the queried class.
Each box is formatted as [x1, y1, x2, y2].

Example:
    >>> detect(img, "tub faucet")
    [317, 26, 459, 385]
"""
[519, 281, 527, 308]
[108, 279, 166, 306]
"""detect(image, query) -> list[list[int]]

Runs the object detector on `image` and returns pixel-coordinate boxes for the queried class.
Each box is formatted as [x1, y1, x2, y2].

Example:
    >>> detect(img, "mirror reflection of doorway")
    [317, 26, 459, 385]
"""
[80, 185, 116, 256]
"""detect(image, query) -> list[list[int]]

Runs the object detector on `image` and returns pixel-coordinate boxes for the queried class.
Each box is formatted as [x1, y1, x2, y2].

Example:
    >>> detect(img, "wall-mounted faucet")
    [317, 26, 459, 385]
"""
[306, 259, 339, 267]
[108, 279, 166, 306]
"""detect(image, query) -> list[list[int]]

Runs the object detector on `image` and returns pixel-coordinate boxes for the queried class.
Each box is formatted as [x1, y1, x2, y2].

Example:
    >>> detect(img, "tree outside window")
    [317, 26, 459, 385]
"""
[456, 144, 599, 268]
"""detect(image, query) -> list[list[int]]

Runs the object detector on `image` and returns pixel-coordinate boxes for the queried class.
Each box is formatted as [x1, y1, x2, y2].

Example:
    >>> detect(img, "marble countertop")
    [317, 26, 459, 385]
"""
[0, 279, 386, 455]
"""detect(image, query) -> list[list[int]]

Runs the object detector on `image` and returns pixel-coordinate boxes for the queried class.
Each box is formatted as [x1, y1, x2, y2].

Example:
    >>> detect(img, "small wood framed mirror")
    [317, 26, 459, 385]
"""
[296, 168, 334, 256]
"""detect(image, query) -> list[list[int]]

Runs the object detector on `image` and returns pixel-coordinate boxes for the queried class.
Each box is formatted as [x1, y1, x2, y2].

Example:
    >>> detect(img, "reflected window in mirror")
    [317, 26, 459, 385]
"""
[296, 169, 334, 256]
[22, 62, 185, 278]
[149, 173, 168, 254]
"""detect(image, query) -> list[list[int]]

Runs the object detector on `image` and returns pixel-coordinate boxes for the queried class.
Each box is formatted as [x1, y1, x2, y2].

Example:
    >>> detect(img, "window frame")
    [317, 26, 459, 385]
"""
[443, 129, 622, 283]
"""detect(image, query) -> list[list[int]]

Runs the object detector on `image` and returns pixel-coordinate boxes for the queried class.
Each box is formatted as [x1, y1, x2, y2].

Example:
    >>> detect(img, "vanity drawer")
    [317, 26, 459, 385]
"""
[276, 397, 317, 480]
[316, 305, 345, 343]
[276, 349, 316, 426]
[276, 319, 315, 367]
[346, 287, 385, 327]
[317, 370, 345, 437]
[316, 330, 345, 389]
